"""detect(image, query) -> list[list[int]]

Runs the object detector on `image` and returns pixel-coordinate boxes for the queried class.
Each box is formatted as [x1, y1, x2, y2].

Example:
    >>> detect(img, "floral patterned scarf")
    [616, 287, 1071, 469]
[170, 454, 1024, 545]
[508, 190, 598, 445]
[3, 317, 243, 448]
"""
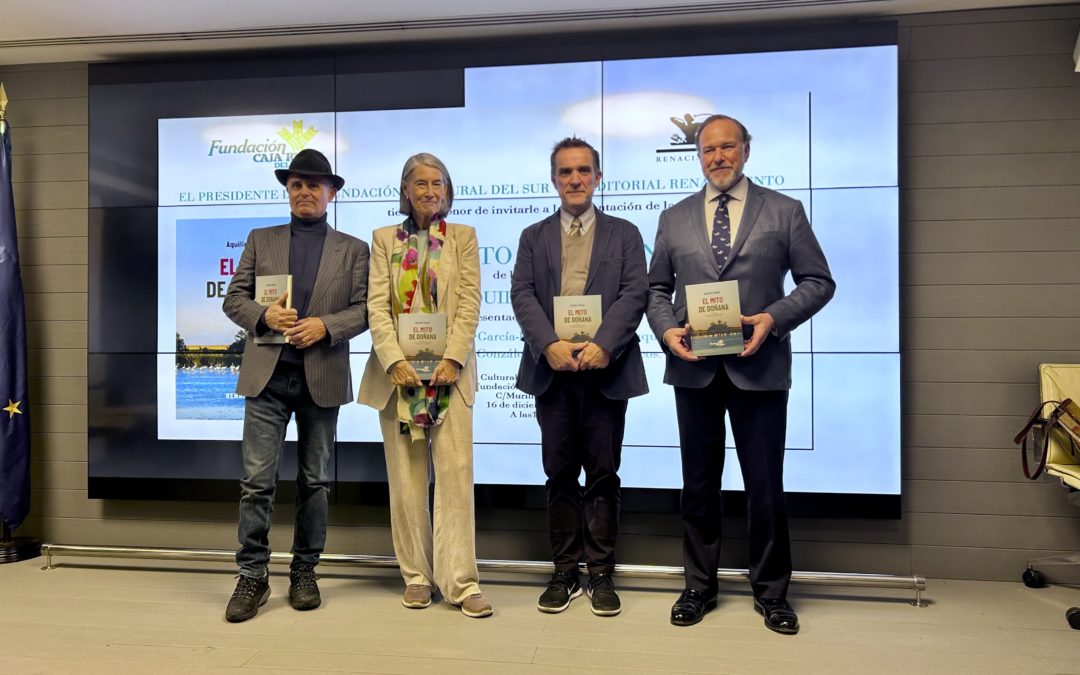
[392, 216, 451, 440]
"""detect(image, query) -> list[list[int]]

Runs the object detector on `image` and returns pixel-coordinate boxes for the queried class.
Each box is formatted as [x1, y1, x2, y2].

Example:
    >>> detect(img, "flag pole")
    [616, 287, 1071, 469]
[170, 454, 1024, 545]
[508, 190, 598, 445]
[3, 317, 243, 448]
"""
[0, 82, 7, 135]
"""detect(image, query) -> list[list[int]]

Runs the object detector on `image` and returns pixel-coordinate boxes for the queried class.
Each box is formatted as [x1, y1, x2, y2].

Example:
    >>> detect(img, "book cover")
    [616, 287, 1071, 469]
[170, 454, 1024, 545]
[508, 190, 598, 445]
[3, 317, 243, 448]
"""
[686, 280, 742, 357]
[553, 295, 602, 343]
[172, 216, 279, 422]
[398, 313, 447, 380]
[253, 274, 292, 345]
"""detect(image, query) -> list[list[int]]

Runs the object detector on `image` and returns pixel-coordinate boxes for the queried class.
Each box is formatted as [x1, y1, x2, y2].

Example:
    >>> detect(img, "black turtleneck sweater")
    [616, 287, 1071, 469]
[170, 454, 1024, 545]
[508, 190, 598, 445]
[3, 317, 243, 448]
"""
[272, 213, 328, 365]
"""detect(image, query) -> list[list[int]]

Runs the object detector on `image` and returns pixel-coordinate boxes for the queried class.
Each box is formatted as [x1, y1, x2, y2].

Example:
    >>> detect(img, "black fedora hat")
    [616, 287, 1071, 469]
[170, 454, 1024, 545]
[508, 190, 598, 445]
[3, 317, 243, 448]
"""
[274, 149, 345, 190]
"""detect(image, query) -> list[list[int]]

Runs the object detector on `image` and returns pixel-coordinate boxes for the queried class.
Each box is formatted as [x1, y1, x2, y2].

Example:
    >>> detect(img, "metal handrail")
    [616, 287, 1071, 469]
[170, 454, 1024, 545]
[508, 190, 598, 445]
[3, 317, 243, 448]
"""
[39, 543, 927, 606]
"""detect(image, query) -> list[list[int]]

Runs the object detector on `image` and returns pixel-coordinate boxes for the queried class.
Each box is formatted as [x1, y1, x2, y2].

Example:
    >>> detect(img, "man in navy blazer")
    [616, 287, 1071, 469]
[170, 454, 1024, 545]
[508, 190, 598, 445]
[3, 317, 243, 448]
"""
[512, 138, 648, 617]
[647, 115, 835, 633]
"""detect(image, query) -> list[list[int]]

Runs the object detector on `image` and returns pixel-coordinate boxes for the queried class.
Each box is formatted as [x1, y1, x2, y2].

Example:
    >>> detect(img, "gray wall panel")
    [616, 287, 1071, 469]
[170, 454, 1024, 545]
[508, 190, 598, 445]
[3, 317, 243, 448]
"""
[905, 414, 1028, 449]
[13, 97, 89, 128]
[904, 317, 1080, 351]
[906, 120, 1080, 156]
[20, 265, 89, 293]
[904, 87, 1080, 125]
[31, 433, 88, 463]
[903, 286, 1079, 319]
[902, 54, 1080, 92]
[903, 219, 1080, 253]
[904, 186, 1080, 221]
[23, 293, 86, 322]
[905, 447, 1024, 482]
[907, 18, 1080, 59]
[904, 350, 1080, 383]
[27, 348, 87, 377]
[13, 125, 88, 155]
[17, 237, 88, 266]
[902, 154, 1080, 190]
[14, 209, 88, 238]
[12, 153, 89, 183]
[904, 254, 1080, 286]
[28, 376, 87, 405]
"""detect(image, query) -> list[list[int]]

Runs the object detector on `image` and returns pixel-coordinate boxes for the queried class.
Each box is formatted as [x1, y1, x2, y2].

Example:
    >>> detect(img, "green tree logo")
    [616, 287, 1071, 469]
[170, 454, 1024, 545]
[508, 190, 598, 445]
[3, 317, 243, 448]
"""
[278, 119, 318, 152]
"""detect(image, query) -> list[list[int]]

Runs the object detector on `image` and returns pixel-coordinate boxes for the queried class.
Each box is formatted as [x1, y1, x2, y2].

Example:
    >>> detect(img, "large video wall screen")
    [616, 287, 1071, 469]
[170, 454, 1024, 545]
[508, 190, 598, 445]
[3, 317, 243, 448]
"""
[90, 27, 899, 512]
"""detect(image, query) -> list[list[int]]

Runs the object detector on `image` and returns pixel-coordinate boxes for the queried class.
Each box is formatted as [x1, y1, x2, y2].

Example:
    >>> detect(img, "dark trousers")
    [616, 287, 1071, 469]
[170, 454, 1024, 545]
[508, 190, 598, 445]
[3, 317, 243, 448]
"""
[535, 372, 627, 575]
[236, 360, 339, 578]
[674, 365, 791, 600]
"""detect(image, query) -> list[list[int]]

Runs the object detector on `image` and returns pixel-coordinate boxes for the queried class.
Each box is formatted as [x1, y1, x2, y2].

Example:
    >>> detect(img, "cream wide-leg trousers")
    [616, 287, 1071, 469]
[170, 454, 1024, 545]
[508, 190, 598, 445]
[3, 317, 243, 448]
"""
[378, 387, 481, 604]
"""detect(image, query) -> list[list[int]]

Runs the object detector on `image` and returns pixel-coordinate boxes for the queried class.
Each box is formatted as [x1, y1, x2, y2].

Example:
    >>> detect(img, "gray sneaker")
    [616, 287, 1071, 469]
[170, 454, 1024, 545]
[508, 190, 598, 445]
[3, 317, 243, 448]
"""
[537, 570, 582, 613]
[587, 572, 621, 616]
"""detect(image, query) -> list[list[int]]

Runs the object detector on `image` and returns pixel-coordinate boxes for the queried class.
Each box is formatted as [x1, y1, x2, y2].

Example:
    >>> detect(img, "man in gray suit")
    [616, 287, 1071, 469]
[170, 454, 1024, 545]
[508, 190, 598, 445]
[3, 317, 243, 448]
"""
[222, 149, 369, 622]
[512, 137, 648, 617]
[647, 115, 834, 633]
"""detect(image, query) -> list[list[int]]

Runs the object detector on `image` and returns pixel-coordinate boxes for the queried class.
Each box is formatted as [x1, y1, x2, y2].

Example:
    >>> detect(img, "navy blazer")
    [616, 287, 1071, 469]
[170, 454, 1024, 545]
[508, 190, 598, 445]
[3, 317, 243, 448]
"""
[646, 181, 835, 391]
[511, 210, 649, 400]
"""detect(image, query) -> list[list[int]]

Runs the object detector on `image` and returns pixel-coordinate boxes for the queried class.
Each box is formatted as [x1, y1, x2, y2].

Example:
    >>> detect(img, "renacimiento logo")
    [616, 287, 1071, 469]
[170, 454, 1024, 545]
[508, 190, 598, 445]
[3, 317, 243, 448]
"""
[207, 119, 319, 166]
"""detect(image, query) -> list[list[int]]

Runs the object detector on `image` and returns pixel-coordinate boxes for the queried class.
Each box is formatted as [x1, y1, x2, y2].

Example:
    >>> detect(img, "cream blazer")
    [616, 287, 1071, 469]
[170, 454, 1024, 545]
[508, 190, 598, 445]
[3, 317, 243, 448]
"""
[357, 222, 481, 411]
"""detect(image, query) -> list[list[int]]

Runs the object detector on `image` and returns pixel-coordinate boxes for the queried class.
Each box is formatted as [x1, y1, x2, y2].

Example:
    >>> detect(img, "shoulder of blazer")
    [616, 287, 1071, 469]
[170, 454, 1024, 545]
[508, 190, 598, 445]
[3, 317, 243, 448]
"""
[371, 223, 400, 244]
[747, 180, 794, 207]
[444, 222, 477, 240]
[325, 225, 364, 246]
[254, 223, 290, 238]
[596, 211, 640, 233]
[521, 212, 560, 239]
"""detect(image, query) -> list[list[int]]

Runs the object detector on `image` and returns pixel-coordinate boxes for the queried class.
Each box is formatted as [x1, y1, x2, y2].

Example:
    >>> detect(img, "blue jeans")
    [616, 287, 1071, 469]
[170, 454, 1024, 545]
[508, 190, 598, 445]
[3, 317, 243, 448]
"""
[236, 361, 339, 578]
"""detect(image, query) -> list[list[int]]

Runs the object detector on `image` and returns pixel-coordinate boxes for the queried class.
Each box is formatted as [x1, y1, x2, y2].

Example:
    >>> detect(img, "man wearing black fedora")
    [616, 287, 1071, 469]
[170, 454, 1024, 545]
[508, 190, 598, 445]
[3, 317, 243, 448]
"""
[223, 148, 369, 622]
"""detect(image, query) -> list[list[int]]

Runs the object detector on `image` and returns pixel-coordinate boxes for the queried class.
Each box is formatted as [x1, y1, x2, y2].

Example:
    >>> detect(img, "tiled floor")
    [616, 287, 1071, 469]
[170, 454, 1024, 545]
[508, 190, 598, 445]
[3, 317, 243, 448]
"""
[0, 556, 1078, 674]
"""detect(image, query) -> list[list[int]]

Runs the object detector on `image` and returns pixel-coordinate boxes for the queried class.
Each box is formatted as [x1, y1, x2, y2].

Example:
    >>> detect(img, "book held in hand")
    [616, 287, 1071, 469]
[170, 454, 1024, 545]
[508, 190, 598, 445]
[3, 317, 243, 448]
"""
[686, 280, 742, 356]
[553, 295, 602, 343]
[253, 274, 292, 345]
[398, 313, 447, 380]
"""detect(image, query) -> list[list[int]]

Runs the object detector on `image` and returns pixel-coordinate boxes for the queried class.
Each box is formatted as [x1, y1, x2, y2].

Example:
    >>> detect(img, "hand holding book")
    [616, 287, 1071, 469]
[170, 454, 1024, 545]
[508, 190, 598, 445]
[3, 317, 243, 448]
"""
[738, 312, 775, 358]
[264, 291, 297, 333]
[254, 274, 294, 345]
[390, 360, 423, 387]
[663, 323, 701, 362]
[543, 340, 582, 371]
[429, 359, 461, 386]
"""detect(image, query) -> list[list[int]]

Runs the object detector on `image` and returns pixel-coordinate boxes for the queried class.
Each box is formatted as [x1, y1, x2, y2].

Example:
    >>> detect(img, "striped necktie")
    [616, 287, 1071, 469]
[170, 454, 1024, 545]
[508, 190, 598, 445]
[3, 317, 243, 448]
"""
[570, 217, 583, 238]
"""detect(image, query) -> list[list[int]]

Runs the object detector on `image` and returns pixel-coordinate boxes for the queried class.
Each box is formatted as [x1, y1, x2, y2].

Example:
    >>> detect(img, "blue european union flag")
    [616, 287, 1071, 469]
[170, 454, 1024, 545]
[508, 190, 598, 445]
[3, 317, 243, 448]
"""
[0, 120, 31, 532]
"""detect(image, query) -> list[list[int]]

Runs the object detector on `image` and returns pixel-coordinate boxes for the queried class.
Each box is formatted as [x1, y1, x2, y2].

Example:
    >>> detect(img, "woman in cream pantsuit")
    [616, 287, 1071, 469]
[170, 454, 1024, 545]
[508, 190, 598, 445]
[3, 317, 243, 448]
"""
[358, 153, 490, 618]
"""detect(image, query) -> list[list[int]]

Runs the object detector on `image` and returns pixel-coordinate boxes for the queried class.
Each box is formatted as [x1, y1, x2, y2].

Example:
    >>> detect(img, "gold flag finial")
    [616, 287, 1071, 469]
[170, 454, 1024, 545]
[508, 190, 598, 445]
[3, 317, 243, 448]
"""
[0, 82, 8, 135]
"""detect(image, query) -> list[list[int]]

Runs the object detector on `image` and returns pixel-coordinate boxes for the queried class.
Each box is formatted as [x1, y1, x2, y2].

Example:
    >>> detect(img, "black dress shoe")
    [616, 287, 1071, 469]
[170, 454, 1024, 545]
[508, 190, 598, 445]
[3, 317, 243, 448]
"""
[753, 597, 799, 635]
[670, 588, 717, 626]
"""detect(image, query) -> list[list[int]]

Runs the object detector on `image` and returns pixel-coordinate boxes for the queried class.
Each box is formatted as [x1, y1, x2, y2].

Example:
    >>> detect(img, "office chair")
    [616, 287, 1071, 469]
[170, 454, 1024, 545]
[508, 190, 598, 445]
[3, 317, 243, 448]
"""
[1016, 363, 1080, 630]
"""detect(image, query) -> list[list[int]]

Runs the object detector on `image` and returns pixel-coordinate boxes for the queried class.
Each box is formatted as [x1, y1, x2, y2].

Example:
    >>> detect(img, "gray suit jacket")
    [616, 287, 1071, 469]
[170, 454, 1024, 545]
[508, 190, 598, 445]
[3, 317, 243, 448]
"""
[646, 181, 835, 391]
[511, 210, 649, 400]
[223, 223, 370, 407]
